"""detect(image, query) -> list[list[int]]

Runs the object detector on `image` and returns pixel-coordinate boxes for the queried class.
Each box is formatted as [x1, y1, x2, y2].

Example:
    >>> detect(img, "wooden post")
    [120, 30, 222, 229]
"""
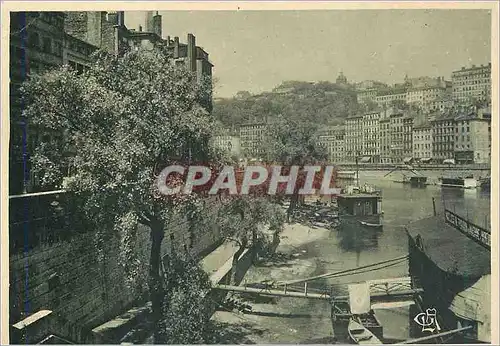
[432, 197, 436, 216]
[304, 282, 308, 296]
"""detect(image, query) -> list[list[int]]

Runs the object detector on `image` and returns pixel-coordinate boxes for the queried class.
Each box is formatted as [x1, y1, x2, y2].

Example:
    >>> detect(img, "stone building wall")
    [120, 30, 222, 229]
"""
[9, 209, 224, 343]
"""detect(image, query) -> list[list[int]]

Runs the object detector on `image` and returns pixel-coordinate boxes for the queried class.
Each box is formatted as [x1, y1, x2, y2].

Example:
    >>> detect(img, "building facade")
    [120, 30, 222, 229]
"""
[426, 95, 454, 113]
[213, 132, 241, 157]
[356, 88, 377, 104]
[402, 116, 414, 161]
[451, 64, 491, 104]
[389, 112, 405, 163]
[317, 125, 346, 163]
[9, 11, 214, 194]
[379, 117, 392, 163]
[453, 113, 490, 164]
[412, 124, 433, 161]
[362, 111, 381, 163]
[239, 123, 266, 159]
[407, 85, 448, 110]
[375, 91, 406, 108]
[431, 113, 456, 162]
[344, 115, 364, 162]
[65, 11, 213, 107]
[10, 12, 68, 194]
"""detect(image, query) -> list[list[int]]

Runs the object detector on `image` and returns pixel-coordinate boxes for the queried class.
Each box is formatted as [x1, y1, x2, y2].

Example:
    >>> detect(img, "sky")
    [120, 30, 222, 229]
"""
[125, 10, 491, 98]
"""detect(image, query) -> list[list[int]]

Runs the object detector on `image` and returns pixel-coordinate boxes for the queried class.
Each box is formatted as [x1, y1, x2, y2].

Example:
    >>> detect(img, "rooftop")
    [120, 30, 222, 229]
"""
[452, 63, 491, 73]
[431, 111, 456, 121]
[413, 123, 432, 129]
[405, 215, 490, 278]
[455, 112, 489, 122]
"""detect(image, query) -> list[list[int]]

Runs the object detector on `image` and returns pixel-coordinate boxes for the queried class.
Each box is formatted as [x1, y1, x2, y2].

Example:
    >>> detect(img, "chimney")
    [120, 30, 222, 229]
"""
[187, 33, 196, 72]
[153, 11, 162, 37]
[117, 11, 125, 26]
[174, 36, 179, 58]
[139, 25, 142, 32]
[166, 35, 171, 46]
[145, 11, 155, 32]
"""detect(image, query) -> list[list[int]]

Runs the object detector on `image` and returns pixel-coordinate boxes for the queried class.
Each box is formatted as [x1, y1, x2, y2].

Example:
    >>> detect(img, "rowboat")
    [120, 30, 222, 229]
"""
[348, 318, 382, 344]
[359, 221, 383, 229]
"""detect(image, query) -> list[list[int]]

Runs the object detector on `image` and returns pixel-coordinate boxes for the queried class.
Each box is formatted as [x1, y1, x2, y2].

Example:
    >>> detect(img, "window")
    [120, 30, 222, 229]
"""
[54, 40, 63, 57]
[76, 63, 84, 75]
[28, 32, 40, 48]
[42, 37, 52, 53]
[48, 272, 61, 306]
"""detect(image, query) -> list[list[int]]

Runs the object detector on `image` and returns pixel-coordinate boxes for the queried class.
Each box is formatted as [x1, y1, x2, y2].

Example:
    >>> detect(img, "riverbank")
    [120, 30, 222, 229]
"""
[210, 223, 334, 344]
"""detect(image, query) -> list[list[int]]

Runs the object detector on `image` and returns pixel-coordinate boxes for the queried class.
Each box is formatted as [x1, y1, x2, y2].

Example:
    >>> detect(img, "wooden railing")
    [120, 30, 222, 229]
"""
[444, 209, 490, 250]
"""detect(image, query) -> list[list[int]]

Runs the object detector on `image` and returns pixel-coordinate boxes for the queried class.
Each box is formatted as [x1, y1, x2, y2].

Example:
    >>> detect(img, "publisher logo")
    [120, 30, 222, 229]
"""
[414, 308, 441, 333]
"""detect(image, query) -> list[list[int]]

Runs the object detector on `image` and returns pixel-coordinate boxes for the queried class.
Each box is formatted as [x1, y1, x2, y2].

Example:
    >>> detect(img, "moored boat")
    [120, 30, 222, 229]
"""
[359, 221, 383, 229]
[348, 318, 382, 344]
[409, 176, 427, 188]
[439, 176, 478, 189]
[479, 176, 490, 190]
[337, 193, 383, 232]
[337, 171, 359, 181]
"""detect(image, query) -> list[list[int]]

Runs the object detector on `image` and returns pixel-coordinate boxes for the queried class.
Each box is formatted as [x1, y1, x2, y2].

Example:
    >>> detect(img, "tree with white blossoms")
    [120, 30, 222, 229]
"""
[22, 47, 218, 336]
[259, 113, 329, 220]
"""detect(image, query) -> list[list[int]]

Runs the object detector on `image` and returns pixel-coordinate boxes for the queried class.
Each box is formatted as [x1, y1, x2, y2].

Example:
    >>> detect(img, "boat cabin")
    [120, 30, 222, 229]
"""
[337, 171, 359, 180]
[338, 194, 382, 217]
[409, 176, 427, 187]
[441, 176, 478, 189]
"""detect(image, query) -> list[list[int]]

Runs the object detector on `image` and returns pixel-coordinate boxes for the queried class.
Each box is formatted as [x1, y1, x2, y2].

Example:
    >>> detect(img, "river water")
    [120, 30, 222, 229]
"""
[260, 170, 492, 343]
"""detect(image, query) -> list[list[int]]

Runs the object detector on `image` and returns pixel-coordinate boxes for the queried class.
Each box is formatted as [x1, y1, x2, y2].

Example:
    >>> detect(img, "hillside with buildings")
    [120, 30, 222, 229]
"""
[213, 66, 492, 165]
[212, 77, 361, 129]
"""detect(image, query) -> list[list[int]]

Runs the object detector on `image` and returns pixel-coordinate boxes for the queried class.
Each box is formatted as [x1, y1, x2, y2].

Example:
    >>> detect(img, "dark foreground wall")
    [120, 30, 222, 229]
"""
[9, 213, 224, 344]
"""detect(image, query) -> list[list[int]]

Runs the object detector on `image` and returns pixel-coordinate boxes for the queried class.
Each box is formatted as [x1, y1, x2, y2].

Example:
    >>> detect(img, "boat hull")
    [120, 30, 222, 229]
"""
[348, 318, 382, 345]
[440, 177, 478, 189]
[339, 214, 383, 232]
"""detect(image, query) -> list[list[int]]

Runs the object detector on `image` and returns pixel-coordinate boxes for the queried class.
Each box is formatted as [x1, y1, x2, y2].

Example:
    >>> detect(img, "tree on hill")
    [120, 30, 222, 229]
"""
[212, 80, 360, 128]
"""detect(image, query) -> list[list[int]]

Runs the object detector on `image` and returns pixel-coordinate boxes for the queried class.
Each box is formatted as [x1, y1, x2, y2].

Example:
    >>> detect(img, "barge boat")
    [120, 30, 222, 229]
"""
[337, 192, 383, 232]
[438, 176, 478, 189]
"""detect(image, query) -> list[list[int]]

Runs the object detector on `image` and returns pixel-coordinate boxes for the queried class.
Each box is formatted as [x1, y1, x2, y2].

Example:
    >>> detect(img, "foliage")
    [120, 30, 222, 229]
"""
[258, 114, 330, 218]
[390, 99, 410, 110]
[156, 253, 215, 344]
[217, 196, 285, 249]
[212, 80, 361, 128]
[22, 47, 217, 327]
[260, 114, 328, 166]
[23, 46, 287, 339]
